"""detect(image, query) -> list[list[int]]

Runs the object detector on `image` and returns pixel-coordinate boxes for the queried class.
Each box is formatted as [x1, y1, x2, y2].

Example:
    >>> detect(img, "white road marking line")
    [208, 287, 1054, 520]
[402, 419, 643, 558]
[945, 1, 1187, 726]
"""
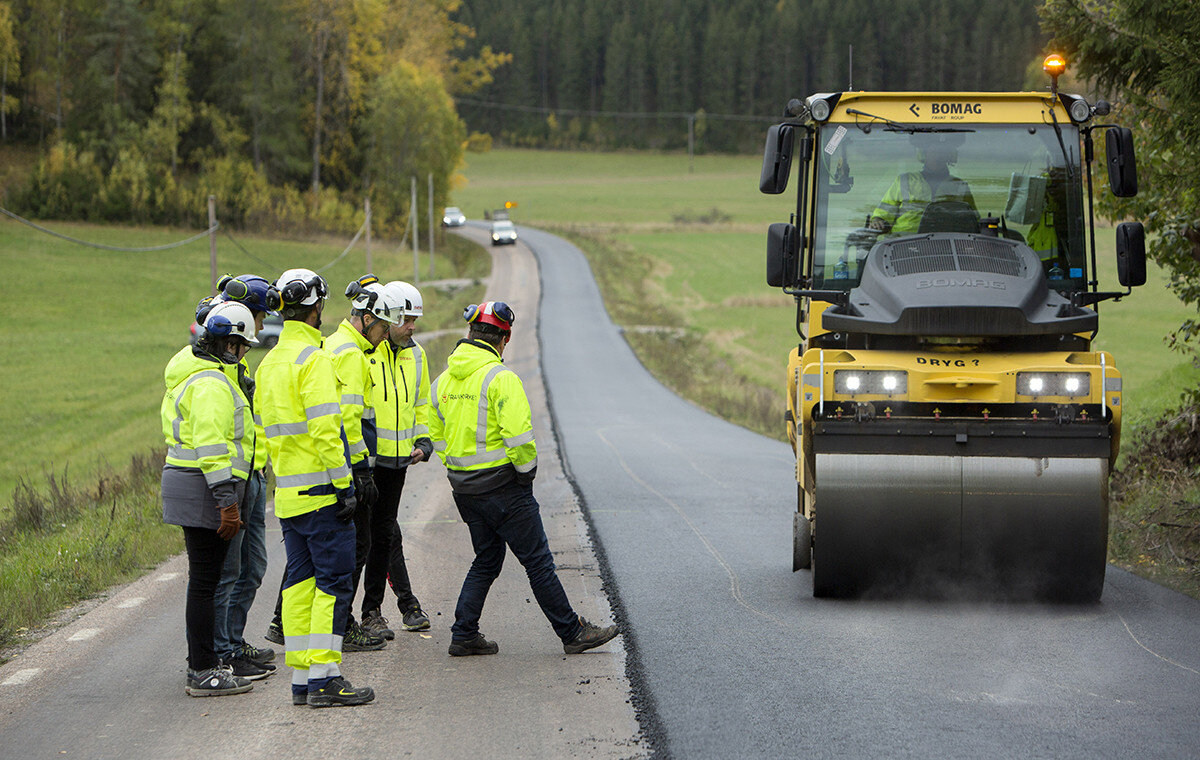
[68, 628, 101, 642]
[117, 597, 146, 609]
[2, 669, 40, 686]
[155, 573, 180, 582]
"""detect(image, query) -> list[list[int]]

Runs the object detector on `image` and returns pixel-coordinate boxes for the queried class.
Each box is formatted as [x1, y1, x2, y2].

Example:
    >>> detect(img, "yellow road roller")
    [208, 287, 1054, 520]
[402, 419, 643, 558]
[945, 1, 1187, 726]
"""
[759, 57, 1146, 600]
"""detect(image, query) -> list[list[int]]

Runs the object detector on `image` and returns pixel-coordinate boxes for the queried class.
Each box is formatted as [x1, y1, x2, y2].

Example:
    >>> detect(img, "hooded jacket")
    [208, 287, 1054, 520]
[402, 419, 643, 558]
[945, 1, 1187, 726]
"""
[428, 339, 537, 494]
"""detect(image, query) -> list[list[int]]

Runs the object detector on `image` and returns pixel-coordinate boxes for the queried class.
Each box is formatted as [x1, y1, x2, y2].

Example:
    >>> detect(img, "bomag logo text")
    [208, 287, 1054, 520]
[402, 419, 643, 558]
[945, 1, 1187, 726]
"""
[916, 278, 1006, 290]
[931, 103, 982, 115]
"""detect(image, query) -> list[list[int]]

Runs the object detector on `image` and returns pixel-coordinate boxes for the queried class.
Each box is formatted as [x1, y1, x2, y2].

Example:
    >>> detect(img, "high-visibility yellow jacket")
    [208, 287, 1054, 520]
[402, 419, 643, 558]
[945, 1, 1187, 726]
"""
[161, 346, 253, 490]
[322, 319, 375, 471]
[871, 171, 976, 234]
[428, 339, 537, 493]
[369, 337, 430, 468]
[256, 320, 353, 518]
[234, 358, 269, 472]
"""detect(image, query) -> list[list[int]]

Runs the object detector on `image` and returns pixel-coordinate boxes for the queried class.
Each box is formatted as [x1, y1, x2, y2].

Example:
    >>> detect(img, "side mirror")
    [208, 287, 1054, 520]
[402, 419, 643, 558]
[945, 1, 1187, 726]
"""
[760, 125, 795, 195]
[1116, 222, 1146, 287]
[767, 222, 800, 287]
[1105, 127, 1138, 197]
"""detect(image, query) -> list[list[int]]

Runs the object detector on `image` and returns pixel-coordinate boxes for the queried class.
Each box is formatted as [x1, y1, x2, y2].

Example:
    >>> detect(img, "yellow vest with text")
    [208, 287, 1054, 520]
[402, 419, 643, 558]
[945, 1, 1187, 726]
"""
[428, 340, 537, 489]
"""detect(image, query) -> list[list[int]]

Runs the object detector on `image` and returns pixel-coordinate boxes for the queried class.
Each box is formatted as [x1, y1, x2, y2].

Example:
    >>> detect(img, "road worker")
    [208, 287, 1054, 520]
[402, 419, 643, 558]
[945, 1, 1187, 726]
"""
[869, 133, 976, 235]
[360, 281, 433, 640]
[197, 274, 280, 681]
[161, 301, 258, 697]
[325, 274, 406, 651]
[255, 268, 374, 707]
[429, 301, 620, 656]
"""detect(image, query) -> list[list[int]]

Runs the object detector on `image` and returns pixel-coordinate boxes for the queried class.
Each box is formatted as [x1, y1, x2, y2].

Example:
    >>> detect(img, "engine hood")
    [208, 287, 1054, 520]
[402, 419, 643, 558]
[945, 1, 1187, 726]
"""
[821, 234, 1097, 336]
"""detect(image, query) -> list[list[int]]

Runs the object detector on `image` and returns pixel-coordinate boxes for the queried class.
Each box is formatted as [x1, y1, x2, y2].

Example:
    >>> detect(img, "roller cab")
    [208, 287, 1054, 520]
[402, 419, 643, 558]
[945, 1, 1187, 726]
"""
[762, 67, 1146, 600]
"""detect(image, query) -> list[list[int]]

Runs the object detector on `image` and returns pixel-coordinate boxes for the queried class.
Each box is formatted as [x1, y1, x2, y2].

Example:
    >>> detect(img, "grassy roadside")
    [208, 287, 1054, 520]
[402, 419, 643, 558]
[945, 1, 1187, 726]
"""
[0, 219, 489, 658]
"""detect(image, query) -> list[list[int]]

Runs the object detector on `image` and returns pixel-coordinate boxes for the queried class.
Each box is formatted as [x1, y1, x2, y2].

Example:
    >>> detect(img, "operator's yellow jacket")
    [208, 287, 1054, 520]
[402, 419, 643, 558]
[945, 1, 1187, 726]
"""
[256, 320, 352, 518]
[161, 346, 253, 488]
[428, 339, 537, 493]
[322, 319, 376, 471]
[369, 337, 430, 467]
[870, 171, 975, 234]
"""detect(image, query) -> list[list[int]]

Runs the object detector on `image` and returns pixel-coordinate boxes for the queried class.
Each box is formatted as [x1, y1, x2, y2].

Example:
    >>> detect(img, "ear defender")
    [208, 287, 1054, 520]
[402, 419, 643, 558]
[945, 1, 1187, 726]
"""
[264, 286, 282, 312]
[281, 279, 309, 305]
[206, 315, 234, 337]
[222, 278, 250, 301]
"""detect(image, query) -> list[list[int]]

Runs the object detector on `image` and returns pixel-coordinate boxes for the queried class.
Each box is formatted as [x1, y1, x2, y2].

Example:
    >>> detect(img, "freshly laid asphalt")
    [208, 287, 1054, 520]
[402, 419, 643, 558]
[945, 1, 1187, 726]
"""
[521, 224, 1200, 759]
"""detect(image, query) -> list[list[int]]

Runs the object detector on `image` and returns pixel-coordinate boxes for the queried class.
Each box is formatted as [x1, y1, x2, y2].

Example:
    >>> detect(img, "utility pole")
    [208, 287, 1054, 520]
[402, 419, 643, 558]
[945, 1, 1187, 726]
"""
[411, 176, 419, 283]
[208, 195, 218, 295]
[364, 198, 373, 274]
[687, 114, 695, 174]
[428, 173, 435, 278]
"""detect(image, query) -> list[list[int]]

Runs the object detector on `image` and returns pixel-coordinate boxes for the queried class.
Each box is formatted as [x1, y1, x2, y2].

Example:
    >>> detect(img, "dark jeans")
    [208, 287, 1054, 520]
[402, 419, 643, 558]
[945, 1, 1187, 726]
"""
[181, 525, 231, 672]
[451, 480, 581, 643]
[214, 471, 269, 657]
[362, 465, 419, 614]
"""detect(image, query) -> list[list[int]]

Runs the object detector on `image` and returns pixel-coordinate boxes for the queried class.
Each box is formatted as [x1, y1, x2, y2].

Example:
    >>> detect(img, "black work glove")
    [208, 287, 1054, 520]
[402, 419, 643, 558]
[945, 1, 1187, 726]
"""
[335, 489, 358, 523]
[353, 469, 378, 510]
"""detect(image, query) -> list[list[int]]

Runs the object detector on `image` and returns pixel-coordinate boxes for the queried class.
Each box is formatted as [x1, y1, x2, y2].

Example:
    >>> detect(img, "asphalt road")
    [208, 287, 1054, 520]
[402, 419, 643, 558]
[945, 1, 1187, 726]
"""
[519, 224, 1200, 759]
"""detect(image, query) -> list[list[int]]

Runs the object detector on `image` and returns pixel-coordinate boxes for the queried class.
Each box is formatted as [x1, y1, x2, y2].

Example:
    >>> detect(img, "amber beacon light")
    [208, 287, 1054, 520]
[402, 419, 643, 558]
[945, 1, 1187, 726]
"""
[1044, 54, 1067, 96]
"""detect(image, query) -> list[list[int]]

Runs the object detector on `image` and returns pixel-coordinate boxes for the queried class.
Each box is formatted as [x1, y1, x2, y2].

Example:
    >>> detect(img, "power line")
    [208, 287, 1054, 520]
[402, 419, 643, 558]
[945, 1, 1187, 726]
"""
[0, 206, 217, 251]
[453, 97, 774, 124]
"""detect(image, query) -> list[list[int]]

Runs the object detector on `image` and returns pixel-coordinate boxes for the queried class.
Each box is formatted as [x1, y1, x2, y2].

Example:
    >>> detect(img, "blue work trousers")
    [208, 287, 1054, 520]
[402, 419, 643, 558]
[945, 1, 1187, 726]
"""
[213, 471, 269, 658]
[280, 503, 355, 697]
[451, 480, 581, 643]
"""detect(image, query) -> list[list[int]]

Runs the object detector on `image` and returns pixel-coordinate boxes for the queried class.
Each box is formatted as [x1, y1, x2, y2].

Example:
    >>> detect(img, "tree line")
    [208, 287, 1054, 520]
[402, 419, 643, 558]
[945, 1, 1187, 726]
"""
[0, 0, 507, 233]
[454, 0, 1047, 152]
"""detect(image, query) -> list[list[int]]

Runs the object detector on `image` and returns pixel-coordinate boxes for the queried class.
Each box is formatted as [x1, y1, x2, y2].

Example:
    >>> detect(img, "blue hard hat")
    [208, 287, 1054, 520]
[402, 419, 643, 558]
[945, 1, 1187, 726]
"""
[215, 274, 282, 315]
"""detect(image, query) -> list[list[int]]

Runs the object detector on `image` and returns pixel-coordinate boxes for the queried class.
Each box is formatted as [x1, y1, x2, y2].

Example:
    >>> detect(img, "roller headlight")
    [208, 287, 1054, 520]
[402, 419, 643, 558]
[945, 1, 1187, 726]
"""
[1069, 99, 1091, 123]
[834, 370, 907, 396]
[1016, 372, 1090, 398]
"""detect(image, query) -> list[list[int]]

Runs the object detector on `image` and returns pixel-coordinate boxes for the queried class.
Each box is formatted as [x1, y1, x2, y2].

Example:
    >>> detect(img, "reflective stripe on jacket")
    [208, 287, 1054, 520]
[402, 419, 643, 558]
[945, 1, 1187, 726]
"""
[428, 339, 537, 493]
[871, 171, 975, 233]
[256, 320, 353, 518]
[322, 320, 376, 471]
[369, 338, 430, 468]
[160, 346, 252, 488]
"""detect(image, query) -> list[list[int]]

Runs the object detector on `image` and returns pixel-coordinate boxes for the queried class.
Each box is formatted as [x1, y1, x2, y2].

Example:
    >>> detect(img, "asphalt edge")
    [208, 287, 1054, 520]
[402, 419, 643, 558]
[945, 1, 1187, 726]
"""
[524, 230, 672, 760]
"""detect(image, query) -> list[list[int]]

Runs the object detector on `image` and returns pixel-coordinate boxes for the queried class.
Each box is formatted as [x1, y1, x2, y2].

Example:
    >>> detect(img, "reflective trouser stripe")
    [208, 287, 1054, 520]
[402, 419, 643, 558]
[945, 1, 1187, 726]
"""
[282, 576, 342, 682]
[291, 669, 309, 688]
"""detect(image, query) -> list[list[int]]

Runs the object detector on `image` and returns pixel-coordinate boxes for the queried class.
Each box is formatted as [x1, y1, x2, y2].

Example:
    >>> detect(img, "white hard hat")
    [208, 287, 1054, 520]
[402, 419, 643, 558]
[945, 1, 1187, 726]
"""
[389, 281, 423, 318]
[276, 268, 329, 307]
[204, 301, 259, 345]
[350, 281, 404, 324]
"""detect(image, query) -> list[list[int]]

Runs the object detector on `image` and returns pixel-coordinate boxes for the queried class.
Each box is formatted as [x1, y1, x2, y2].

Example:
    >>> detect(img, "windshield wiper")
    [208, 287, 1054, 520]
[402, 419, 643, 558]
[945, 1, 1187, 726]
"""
[845, 108, 975, 134]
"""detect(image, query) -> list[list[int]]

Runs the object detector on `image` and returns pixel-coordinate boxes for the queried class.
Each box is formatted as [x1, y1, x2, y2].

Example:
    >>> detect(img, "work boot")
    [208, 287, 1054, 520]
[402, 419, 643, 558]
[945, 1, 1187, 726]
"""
[362, 609, 395, 640]
[401, 606, 431, 632]
[563, 617, 620, 654]
[307, 676, 375, 707]
[221, 654, 273, 681]
[448, 633, 498, 657]
[264, 620, 284, 646]
[240, 642, 277, 665]
[292, 691, 309, 706]
[343, 619, 387, 652]
[185, 666, 253, 697]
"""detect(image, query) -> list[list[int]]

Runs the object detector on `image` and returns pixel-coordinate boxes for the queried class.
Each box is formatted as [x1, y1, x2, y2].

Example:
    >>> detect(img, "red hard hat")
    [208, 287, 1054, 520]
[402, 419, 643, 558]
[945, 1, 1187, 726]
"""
[463, 301, 515, 332]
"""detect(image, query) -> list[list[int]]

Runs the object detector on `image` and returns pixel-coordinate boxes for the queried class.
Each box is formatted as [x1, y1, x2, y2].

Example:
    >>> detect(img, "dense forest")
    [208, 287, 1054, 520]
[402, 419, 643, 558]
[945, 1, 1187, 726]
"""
[0, 0, 507, 232]
[0, 0, 1048, 229]
[455, 0, 1047, 152]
